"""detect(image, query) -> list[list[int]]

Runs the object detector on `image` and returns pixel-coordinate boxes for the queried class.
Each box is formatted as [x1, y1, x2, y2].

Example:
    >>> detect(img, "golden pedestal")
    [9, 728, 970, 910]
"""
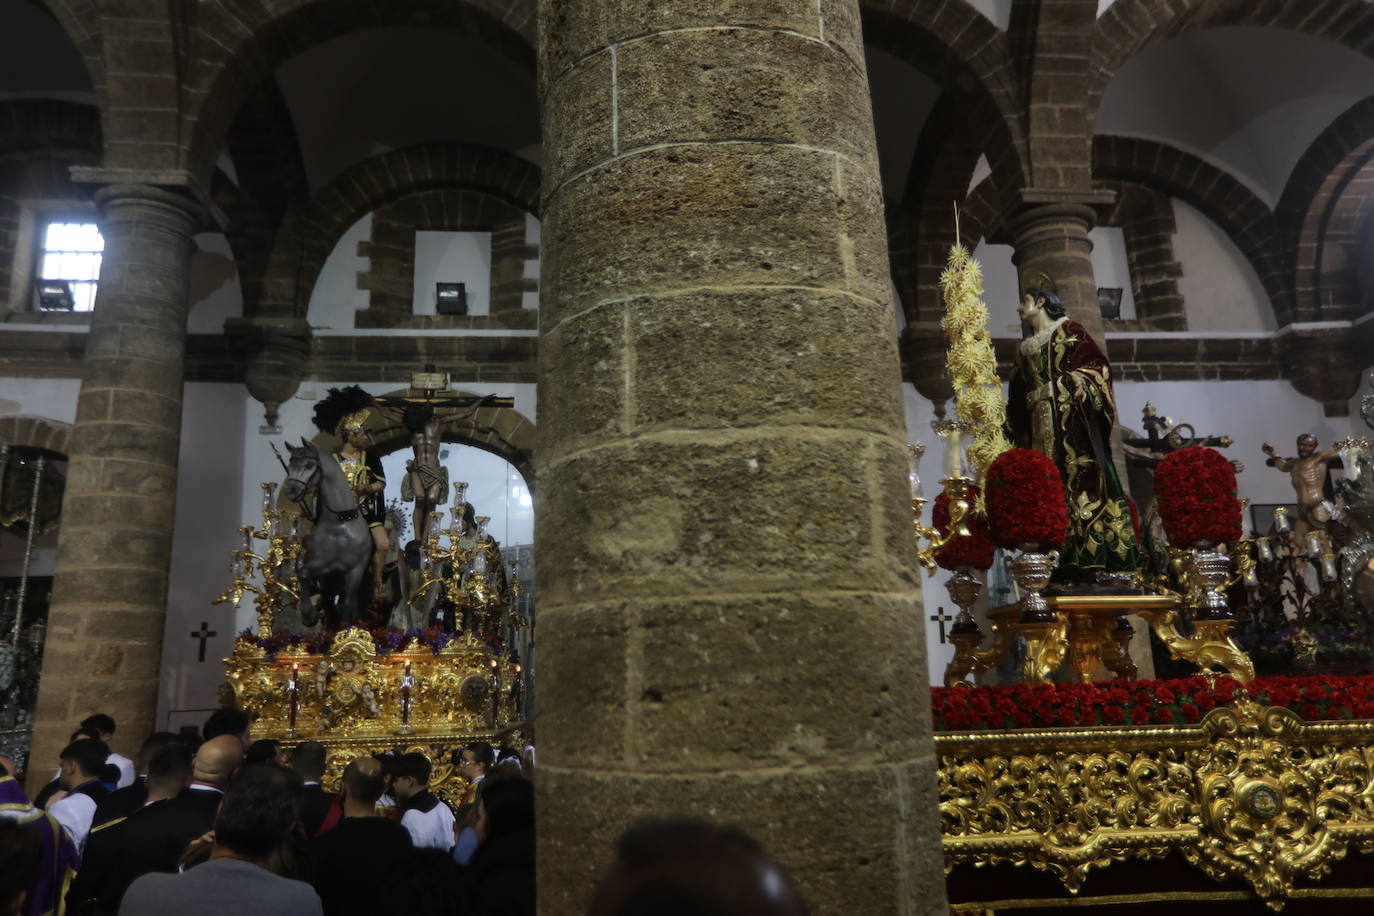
[946, 594, 1253, 686]
[222, 627, 525, 805]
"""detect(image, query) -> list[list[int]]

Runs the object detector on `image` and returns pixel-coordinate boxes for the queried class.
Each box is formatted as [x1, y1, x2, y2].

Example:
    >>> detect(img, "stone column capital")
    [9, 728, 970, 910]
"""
[70, 165, 224, 231]
[90, 183, 207, 235]
[1276, 326, 1362, 417]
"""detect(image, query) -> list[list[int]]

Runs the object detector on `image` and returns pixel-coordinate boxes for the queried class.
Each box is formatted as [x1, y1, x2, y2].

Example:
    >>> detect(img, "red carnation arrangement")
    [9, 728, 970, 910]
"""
[932, 485, 995, 571]
[1154, 446, 1242, 546]
[984, 449, 1069, 549]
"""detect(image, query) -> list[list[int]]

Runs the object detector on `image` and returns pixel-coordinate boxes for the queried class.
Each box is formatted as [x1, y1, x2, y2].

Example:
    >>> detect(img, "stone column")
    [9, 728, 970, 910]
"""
[1009, 194, 1113, 347]
[28, 184, 201, 790]
[538, 3, 947, 914]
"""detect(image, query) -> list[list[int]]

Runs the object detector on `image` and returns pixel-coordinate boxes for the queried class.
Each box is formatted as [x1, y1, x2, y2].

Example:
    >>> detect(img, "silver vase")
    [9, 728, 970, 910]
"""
[1007, 546, 1059, 622]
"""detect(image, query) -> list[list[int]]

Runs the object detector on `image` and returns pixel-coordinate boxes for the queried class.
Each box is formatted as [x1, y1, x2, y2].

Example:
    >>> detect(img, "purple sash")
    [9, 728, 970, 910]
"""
[0, 775, 80, 916]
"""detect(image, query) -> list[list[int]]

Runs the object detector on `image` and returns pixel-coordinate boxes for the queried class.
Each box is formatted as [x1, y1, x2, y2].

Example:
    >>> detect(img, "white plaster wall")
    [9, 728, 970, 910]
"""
[1097, 0, 1116, 15]
[972, 240, 1022, 337]
[522, 212, 540, 312]
[964, 0, 1011, 30]
[1172, 199, 1275, 332]
[1096, 28, 1374, 206]
[306, 214, 372, 330]
[1089, 226, 1136, 320]
[186, 233, 243, 334]
[1114, 379, 1354, 519]
[413, 231, 491, 316]
[0, 377, 81, 422]
[158, 383, 248, 731]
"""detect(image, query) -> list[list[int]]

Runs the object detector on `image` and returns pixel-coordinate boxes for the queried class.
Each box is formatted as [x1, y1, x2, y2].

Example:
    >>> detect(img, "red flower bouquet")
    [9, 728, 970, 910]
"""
[931, 675, 1374, 731]
[984, 449, 1069, 549]
[1154, 446, 1242, 546]
[932, 485, 995, 571]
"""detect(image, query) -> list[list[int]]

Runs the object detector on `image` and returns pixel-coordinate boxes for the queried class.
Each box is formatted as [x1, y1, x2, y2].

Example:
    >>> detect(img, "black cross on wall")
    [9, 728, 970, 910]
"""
[190, 622, 218, 662]
[929, 606, 953, 644]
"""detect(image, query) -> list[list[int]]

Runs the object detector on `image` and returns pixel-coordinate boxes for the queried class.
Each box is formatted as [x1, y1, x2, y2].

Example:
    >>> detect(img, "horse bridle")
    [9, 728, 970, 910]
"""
[293, 458, 361, 523]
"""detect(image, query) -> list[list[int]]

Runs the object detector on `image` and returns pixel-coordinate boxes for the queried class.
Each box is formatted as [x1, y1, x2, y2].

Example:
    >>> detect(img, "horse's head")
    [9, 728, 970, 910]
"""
[282, 439, 322, 502]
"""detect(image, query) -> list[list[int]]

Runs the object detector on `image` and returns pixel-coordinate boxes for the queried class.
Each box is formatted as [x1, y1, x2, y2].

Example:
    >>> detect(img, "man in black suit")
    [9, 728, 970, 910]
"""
[91, 732, 183, 830]
[307, 757, 411, 916]
[82, 734, 241, 912]
[67, 742, 193, 914]
[291, 742, 336, 838]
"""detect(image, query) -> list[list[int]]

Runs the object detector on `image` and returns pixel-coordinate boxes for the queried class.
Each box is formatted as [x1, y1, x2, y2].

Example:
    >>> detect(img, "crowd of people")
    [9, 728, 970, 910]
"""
[0, 709, 806, 916]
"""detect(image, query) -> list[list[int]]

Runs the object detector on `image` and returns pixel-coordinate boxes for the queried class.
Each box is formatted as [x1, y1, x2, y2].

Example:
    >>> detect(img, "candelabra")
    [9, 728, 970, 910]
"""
[214, 482, 304, 638]
[414, 484, 522, 630]
[1138, 541, 1256, 683]
[909, 431, 975, 575]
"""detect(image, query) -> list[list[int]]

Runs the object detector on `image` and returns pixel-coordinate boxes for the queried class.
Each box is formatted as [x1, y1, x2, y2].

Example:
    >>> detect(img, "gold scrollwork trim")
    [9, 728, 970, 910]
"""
[940, 693, 1374, 909]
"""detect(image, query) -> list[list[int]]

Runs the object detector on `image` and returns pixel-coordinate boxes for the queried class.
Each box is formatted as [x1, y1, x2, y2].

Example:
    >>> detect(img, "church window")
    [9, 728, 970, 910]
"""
[36, 220, 103, 312]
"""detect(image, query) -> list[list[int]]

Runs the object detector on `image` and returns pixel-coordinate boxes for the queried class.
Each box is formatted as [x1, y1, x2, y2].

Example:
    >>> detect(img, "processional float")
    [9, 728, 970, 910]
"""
[214, 372, 527, 801]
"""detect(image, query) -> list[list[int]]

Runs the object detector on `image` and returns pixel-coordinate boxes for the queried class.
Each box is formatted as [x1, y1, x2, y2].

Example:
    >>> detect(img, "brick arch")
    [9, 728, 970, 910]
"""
[0, 415, 73, 456]
[179, 0, 536, 187]
[1089, 0, 1374, 130]
[861, 1, 1029, 190]
[901, 90, 1023, 324]
[25, 0, 103, 96]
[285, 144, 541, 319]
[1276, 95, 1374, 322]
[1091, 135, 1291, 325]
[309, 390, 536, 492]
[1096, 179, 1187, 330]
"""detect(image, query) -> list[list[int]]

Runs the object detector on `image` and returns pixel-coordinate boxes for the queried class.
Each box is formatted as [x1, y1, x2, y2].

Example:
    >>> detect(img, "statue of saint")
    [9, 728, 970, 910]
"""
[1007, 287, 1140, 581]
[333, 411, 390, 597]
[1261, 434, 1341, 543]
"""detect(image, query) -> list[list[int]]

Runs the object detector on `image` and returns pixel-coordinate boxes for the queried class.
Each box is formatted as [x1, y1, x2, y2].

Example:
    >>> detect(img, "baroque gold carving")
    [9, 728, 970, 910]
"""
[222, 627, 521, 740]
[940, 692, 1374, 908]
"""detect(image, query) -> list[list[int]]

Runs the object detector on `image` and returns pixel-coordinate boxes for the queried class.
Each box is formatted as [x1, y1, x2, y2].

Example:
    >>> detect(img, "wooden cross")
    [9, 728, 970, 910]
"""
[190, 622, 217, 662]
[929, 606, 953, 644]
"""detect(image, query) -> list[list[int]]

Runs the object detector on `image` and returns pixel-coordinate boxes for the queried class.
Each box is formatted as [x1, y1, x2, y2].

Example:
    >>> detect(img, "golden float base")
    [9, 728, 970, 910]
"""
[939, 691, 1374, 909]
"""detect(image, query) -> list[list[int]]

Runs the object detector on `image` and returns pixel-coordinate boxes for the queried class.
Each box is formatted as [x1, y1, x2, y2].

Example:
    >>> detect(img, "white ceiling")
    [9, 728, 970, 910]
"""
[1097, 26, 1374, 207]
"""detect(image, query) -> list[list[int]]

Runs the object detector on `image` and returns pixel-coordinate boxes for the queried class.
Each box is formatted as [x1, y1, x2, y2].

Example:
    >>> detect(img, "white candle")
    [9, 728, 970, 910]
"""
[943, 428, 962, 479]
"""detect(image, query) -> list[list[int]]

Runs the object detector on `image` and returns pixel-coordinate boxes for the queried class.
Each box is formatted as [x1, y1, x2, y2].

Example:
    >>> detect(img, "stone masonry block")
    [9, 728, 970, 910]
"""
[543, 143, 856, 324]
[615, 28, 874, 165]
[542, 50, 615, 191]
[536, 432, 916, 605]
[533, 603, 632, 766]
[536, 303, 627, 455]
[541, 0, 819, 82]
[538, 759, 937, 916]
[626, 287, 903, 435]
[628, 592, 929, 770]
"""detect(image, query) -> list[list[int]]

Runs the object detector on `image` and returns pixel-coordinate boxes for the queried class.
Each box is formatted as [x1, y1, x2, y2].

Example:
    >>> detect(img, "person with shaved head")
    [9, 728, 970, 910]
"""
[97, 734, 244, 907]
[306, 757, 411, 916]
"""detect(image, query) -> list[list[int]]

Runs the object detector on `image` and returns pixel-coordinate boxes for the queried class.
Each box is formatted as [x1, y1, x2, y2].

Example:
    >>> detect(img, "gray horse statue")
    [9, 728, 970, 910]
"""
[283, 439, 372, 627]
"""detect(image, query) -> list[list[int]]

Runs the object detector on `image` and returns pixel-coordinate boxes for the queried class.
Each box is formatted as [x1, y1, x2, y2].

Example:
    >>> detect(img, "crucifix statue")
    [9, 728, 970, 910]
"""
[373, 366, 515, 542]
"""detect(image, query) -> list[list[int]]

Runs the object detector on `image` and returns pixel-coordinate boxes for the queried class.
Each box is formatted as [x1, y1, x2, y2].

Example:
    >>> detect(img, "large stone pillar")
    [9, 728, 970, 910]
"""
[28, 184, 201, 790]
[537, 3, 947, 913]
[1009, 193, 1113, 346]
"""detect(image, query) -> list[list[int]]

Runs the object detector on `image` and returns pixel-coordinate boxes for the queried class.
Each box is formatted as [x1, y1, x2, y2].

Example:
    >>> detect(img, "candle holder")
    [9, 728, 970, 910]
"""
[214, 484, 304, 638]
[287, 663, 300, 738]
[397, 660, 415, 735]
